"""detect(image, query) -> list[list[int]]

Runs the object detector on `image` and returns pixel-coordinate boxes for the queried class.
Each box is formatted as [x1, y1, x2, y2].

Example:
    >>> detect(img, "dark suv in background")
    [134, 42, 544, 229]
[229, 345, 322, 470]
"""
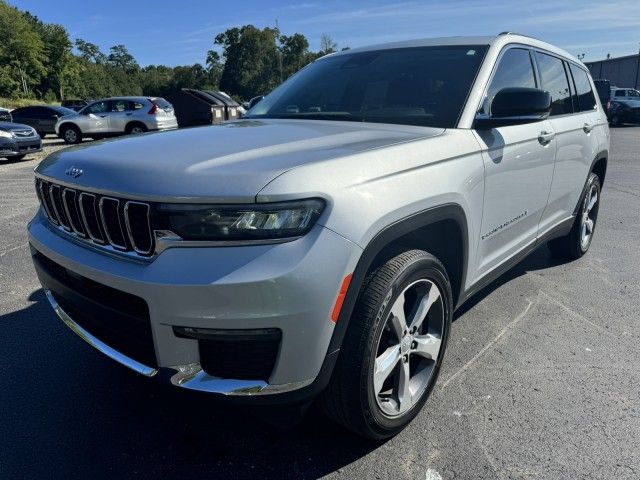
[11, 105, 76, 138]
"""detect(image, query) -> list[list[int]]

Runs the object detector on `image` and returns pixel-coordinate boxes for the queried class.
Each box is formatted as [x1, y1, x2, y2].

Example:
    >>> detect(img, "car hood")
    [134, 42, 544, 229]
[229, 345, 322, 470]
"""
[36, 119, 443, 202]
[0, 121, 33, 131]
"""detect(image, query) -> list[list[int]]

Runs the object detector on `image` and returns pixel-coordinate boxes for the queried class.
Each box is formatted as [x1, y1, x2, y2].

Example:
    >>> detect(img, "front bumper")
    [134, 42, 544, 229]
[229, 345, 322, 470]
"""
[0, 137, 42, 157]
[28, 211, 360, 398]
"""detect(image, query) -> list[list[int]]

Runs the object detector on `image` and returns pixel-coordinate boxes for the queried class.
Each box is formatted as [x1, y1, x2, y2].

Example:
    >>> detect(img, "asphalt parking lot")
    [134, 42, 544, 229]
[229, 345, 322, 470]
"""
[1, 129, 639, 479]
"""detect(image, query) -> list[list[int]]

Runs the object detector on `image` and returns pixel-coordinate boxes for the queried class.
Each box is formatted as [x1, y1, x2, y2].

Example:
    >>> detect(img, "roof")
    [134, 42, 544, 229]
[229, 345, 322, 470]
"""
[329, 32, 581, 65]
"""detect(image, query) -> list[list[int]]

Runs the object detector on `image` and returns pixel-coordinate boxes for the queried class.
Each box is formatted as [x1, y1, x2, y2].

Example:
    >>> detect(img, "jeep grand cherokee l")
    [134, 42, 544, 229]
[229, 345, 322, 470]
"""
[29, 33, 609, 439]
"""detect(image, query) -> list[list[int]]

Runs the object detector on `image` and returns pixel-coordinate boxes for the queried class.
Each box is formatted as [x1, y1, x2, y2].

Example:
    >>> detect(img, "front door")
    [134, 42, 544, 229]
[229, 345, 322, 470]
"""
[473, 47, 556, 279]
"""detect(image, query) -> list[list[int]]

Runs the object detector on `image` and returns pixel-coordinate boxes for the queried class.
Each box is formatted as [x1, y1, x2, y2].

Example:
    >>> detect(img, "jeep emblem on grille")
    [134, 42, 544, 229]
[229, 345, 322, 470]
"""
[65, 166, 83, 178]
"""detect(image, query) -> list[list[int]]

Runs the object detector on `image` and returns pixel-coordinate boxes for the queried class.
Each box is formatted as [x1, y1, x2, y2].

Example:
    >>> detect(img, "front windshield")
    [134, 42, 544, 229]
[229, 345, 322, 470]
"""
[247, 45, 488, 128]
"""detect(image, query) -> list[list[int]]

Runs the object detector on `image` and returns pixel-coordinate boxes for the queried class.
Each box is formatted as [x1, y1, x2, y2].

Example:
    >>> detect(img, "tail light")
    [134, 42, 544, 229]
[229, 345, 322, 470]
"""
[148, 101, 158, 115]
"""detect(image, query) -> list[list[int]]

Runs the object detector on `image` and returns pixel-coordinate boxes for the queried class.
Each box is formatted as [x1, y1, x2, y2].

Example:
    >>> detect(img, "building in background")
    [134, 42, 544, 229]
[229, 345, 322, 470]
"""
[585, 53, 640, 88]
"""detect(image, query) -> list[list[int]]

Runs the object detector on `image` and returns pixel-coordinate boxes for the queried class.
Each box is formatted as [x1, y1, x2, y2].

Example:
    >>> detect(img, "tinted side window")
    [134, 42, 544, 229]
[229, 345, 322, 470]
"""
[85, 101, 109, 114]
[482, 48, 536, 115]
[615, 90, 626, 97]
[13, 107, 35, 116]
[535, 52, 573, 116]
[569, 64, 597, 112]
[110, 100, 133, 112]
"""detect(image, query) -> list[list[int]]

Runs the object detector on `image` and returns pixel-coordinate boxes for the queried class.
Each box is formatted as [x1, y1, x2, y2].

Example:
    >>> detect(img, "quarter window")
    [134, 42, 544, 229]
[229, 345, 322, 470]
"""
[535, 52, 573, 116]
[482, 48, 536, 115]
[569, 64, 597, 112]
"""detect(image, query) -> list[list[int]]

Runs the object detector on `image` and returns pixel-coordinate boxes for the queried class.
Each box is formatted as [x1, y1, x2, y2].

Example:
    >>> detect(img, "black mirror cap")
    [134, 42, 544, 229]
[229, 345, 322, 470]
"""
[492, 87, 551, 118]
[475, 87, 552, 129]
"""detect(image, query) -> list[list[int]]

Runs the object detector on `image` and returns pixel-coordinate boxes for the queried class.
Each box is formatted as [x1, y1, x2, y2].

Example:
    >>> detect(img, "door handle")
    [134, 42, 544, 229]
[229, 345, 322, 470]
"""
[98, 114, 107, 118]
[583, 123, 594, 133]
[538, 131, 555, 145]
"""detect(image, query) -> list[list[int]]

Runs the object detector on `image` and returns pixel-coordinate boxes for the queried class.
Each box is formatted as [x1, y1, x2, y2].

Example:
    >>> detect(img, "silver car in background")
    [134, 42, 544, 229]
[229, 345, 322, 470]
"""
[55, 96, 178, 144]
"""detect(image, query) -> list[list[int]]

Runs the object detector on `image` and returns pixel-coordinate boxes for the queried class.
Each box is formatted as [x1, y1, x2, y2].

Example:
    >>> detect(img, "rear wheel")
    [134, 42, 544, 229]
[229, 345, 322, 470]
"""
[548, 172, 601, 260]
[610, 115, 621, 127]
[61, 124, 81, 144]
[126, 123, 147, 135]
[321, 249, 452, 439]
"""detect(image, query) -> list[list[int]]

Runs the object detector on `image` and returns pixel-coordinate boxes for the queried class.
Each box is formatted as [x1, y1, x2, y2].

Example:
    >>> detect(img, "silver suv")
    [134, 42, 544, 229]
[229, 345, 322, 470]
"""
[55, 96, 178, 144]
[29, 33, 609, 439]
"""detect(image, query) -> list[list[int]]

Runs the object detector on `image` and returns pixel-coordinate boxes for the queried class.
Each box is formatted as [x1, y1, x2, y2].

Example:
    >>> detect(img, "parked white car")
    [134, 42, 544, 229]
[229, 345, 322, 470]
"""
[610, 87, 640, 101]
[55, 96, 178, 144]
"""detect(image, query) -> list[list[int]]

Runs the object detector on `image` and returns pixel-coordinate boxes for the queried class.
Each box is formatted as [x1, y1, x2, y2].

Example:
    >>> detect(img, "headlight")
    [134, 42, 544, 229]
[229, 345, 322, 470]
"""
[155, 199, 325, 242]
[0, 130, 13, 138]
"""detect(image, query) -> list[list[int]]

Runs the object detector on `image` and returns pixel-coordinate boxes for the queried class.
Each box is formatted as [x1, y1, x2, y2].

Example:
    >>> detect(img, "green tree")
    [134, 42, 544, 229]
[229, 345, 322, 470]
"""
[279, 33, 311, 79]
[215, 25, 280, 98]
[107, 44, 139, 72]
[75, 39, 106, 64]
[0, 1, 47, 97]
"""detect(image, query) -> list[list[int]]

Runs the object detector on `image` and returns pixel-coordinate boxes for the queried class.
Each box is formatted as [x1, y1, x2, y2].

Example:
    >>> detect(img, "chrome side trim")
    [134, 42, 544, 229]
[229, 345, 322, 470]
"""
[44, 290, 158, 377]
[98, 197, 127, 250]
[123, 201, 153, 255]
[45, 289, 313, 395]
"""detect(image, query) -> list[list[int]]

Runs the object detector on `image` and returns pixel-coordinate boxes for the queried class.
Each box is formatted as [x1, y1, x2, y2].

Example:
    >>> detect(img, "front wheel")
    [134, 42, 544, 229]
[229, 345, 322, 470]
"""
[321, 249, 452, 439]
[61, 125, 81, 144]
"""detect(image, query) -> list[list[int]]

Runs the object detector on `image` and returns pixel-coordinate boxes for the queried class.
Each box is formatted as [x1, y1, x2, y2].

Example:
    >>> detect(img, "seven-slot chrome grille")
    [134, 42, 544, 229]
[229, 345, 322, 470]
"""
[34, 178, 154, 257]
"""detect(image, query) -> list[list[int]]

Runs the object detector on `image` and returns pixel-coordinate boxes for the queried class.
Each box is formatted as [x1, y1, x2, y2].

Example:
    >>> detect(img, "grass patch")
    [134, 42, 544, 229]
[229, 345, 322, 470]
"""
[0, 98, 60, 110]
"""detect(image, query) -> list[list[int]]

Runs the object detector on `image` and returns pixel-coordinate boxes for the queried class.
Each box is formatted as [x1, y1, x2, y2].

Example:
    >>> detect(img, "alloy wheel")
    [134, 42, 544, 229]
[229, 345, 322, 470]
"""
[373, 279, 444, 417]
[580, 184, 598, 251]
[64, 129, 77, 143]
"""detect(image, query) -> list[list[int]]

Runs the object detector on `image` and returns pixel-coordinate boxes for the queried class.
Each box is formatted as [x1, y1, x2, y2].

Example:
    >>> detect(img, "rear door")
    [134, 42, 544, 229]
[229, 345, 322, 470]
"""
[536, 54, 601, 233]
[473, 47, 556, 278]
[105, 99, 133, 132]
[36, 107, 59, 134]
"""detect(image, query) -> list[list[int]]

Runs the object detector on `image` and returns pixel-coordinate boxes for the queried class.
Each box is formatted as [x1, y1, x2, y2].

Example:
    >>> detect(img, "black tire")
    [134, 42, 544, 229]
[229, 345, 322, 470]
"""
[548, 172, 601, 260]
[36, 131, 45, 139]
[61, 124, 81, 144]
[125, 123, 147, 135]
[321, 249, 453, 439]
[610, 115, 620, 127]
[7, 154, 26, 161]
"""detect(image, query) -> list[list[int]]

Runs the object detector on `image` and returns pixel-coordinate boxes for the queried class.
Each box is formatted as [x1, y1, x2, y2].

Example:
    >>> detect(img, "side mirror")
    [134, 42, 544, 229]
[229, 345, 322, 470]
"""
[475, 87, 551, 129]
[248, 96, 264, 110]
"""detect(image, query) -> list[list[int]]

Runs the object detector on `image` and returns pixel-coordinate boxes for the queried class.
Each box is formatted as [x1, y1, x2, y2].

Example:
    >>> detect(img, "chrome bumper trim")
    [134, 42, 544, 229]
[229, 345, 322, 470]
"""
[45, 290, 158, 377]
[45, 290, 313, 396]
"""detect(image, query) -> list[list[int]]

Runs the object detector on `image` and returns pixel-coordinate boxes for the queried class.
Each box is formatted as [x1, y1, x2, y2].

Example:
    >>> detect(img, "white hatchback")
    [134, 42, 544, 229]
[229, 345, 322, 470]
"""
[55, 96, 178, 144]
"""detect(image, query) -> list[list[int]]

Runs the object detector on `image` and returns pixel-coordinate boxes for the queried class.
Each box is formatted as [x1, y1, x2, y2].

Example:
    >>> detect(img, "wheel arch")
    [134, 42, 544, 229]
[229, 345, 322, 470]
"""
[126, 121, 147, 133]
[574, 150, 608, 215]
[329, 203, 469, 355]
[591, 150, 607, 185]
[58, 121, 80, 133]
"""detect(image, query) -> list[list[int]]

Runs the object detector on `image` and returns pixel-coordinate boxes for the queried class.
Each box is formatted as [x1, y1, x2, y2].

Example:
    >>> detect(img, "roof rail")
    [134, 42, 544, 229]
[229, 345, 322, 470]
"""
[498, 31, 536, 39]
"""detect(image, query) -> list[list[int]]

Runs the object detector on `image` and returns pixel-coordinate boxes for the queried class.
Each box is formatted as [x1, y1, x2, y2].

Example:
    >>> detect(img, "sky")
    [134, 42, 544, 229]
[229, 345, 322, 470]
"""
[11, 0, 640, 66]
